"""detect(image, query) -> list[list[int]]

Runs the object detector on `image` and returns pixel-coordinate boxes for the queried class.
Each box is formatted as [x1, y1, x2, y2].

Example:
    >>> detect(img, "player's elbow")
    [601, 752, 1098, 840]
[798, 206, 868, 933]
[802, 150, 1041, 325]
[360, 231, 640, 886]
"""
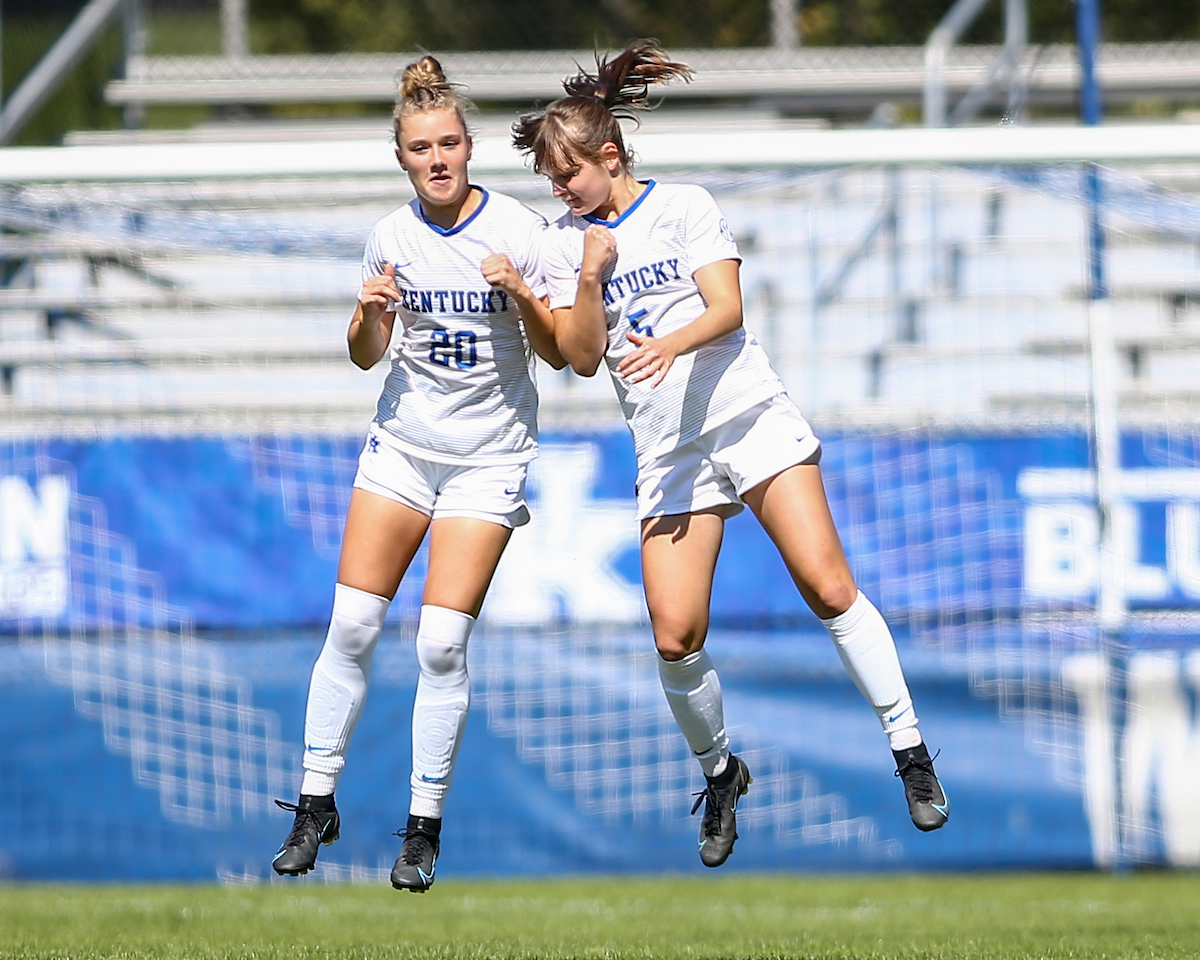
[557, 336, 605, 377]
[569, 354, 603, 377]
[538, 350, 568, 371]
[573, 341, 607, 377]
[532, 336, 569, 370]
[348, 342, 383, 370]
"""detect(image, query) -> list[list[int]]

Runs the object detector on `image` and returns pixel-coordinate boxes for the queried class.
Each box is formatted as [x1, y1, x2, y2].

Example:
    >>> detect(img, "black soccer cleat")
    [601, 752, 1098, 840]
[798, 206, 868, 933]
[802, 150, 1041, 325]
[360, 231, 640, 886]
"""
[690, 754, 752, 868]
[272, 795, 340, 875]
[893, 743, 950, 832]
[391, 815, 441, 893]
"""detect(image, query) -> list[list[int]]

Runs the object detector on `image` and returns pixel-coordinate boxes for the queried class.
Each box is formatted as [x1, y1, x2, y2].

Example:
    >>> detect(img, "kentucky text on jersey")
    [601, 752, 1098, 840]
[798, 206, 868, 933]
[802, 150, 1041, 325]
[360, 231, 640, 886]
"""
[398, 285, 511, 314]
[602, 259, 682, 306]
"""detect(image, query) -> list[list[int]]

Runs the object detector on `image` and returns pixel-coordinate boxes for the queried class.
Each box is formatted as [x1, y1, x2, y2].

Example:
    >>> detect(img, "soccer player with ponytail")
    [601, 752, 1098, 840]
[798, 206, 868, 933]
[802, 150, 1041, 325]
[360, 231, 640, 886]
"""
[272, 56, 563, 891]
[515, 40, 948, 868]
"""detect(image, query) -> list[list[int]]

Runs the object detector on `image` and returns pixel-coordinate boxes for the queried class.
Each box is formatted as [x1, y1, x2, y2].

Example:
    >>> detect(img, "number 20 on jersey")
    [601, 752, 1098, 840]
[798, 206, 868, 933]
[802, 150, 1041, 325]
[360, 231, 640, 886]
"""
[429, 328, 478, 369]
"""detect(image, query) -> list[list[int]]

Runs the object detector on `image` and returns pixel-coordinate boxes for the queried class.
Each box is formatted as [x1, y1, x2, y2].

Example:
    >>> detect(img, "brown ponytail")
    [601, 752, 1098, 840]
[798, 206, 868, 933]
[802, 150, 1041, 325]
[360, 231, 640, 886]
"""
[394, 55, 474, 143]
[512, 39, 692, 177]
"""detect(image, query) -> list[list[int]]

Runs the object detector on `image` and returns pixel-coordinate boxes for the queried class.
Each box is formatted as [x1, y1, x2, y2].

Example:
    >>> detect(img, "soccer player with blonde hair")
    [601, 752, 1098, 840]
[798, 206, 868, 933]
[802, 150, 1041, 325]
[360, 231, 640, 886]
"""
[272, 56, 563, 891]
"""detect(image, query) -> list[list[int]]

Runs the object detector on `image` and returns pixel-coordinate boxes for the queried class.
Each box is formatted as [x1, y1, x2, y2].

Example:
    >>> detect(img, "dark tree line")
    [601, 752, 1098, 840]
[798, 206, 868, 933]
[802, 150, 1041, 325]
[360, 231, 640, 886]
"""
[246, 0, 1200, 53]
[2, 0, 1196, 144]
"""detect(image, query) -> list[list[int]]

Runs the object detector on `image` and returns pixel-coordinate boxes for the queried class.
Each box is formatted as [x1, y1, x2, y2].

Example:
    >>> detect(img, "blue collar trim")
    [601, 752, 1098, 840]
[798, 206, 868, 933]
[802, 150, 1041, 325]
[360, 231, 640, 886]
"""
[418, 186, 489, 236]
[583, 180, 656, 228]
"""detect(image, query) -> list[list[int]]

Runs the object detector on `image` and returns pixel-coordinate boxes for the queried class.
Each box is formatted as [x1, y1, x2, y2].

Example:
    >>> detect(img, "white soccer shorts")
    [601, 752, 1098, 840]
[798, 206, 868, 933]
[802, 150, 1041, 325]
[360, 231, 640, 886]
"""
[635, 393, 822, 521]
[353, 427, 531, 528]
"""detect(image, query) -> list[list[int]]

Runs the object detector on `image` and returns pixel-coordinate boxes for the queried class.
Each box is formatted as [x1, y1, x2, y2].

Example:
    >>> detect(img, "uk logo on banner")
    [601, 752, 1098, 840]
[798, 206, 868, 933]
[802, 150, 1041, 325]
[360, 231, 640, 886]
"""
[485, 443, 643, 625]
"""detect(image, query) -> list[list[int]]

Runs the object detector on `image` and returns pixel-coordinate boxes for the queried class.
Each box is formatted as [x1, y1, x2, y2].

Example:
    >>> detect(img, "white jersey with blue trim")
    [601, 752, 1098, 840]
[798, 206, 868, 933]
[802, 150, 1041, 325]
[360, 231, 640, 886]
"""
[541, 180, 784, 466]
[361, 187, 547, 465]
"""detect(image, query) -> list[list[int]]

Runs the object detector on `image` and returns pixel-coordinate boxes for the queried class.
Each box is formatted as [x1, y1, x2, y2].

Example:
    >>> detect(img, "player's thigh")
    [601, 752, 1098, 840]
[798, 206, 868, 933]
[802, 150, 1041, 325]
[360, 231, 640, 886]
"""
[423, 517, 513, 618]
[640, 508, 727, 658]
[338, 487, 431, 599]
[742, 463, 857, 618]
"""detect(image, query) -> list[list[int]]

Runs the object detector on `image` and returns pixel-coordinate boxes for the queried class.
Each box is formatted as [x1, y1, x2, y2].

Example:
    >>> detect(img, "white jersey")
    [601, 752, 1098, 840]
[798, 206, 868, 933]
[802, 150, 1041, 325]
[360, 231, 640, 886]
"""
[541, 181, 783, 466]
[362, 188, 546, 465]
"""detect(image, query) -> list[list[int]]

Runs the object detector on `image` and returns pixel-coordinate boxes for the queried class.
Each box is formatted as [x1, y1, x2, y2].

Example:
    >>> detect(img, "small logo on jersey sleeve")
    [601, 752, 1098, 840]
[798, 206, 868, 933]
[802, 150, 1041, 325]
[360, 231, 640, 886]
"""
[719, 219, 736, 242]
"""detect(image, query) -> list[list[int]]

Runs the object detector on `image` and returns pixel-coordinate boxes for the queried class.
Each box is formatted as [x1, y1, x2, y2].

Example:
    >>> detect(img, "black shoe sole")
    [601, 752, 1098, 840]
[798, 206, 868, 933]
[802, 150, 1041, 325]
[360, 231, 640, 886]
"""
[391, 871, 434, 893]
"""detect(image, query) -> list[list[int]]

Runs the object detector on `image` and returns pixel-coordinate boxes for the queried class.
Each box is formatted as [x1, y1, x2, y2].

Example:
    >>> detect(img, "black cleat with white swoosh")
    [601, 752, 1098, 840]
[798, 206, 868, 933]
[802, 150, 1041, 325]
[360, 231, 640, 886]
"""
[391, 815, 441, 893]
[893, 743, 950, 831]
[691, 754, 752, 868]
[272, 795, 340, 875]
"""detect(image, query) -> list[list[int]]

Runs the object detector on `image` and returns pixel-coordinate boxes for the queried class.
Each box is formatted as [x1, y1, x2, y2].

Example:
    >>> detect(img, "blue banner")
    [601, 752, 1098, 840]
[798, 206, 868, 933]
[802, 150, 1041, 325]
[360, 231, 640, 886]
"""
[0, 629, 1088, 881]
[3, 431, 1199, 632]
[2, 430, 1199, 879]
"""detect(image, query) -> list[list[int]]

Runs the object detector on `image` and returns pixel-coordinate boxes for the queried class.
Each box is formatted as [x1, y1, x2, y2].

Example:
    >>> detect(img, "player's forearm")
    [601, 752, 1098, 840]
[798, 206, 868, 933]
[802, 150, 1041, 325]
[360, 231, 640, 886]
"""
[558, 281, 608, 376]
[663, 300, 742, 357]
[510, 287, 567, 370]
[347, 304, 391, 369]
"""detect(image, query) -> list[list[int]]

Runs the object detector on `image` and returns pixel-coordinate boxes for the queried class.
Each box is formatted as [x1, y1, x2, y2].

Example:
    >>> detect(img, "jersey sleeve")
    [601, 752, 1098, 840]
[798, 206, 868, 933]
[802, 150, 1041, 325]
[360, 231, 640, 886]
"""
[360, 224, 387, 285]
[516, 209, 549, 301]
[683, 187, 740, 276]
[541, 226, 581, 311]
[359, 223, 397, 313]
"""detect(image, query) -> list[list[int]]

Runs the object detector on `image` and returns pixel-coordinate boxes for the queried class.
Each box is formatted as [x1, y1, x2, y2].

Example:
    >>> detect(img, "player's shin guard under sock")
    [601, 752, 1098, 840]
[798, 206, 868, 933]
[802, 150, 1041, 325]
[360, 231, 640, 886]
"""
[821, 591, 922, 752]
[300, 583, 390, 796]
[657, 648, 730, 778]
[409, 605, 475, 819]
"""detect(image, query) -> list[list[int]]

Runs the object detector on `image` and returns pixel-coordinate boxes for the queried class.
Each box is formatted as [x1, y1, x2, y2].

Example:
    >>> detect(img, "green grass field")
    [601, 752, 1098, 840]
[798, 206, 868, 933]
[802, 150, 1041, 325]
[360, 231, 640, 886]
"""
[2, 873, 1198, 959]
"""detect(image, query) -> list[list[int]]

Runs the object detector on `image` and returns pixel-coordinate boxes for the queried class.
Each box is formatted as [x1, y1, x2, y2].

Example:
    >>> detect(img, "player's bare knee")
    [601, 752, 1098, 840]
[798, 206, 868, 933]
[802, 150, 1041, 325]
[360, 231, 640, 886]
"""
[807, 578, 858, 620]
[656, 641, 696, 661]
[652, 621, 708, 660]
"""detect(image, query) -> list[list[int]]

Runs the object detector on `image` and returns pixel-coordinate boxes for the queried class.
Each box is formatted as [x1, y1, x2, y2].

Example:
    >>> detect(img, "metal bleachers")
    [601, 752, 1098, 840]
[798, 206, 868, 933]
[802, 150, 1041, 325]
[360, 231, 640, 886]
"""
[4, 119, 1200, 436]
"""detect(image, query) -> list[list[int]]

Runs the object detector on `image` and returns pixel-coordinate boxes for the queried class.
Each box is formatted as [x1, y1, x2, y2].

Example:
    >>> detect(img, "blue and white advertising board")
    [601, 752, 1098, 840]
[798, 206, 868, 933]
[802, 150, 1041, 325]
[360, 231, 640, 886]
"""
[2, 429, 1199, 880]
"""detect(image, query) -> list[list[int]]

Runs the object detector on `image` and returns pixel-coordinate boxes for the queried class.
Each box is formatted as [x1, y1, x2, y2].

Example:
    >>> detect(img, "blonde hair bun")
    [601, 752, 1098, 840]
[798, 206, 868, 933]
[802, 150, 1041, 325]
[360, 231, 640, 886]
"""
[398, 56, 453, 103]
[393, 55, 474, 141]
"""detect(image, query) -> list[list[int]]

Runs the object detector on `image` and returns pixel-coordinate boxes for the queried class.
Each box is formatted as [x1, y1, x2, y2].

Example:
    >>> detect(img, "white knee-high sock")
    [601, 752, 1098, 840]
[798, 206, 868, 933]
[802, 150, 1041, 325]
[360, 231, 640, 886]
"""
[300, 583, 391, 796]
[409, 605, 475, 819]
[657, 649, 730, 777]
[822, 591, 921, 751]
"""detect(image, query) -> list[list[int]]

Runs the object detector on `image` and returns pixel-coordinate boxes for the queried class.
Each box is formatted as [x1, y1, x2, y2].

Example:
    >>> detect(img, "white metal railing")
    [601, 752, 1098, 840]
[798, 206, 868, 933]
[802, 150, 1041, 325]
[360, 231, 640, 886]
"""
[5, 122, 1200, 183]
